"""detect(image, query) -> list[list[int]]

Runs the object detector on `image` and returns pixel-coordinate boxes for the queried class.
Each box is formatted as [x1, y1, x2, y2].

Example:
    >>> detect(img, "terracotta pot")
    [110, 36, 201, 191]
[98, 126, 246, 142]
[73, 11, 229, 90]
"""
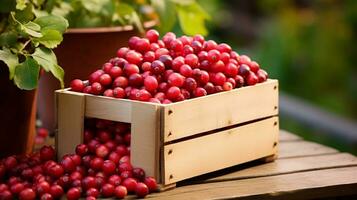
[0, 64, 37, 158]
[37, 22, 156, 132]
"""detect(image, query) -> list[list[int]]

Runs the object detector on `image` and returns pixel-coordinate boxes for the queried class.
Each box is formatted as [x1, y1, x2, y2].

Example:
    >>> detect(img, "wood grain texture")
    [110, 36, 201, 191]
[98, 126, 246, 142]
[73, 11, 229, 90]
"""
[56, 91, 85, 159]
[85, 95, 132, 123]
[279, 130, 301, 142]
[278, 140, 338, 159]
[162, 79, 279, 142]
[205, 153, 357, 183]
[148, 167, 357, 200]
[163, 117, 279, 184]
[130, 102, 160, 180]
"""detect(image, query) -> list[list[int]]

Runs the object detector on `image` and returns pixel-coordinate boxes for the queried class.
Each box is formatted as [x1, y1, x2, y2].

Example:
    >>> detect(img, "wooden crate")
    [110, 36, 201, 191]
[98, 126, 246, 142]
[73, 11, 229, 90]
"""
[55, 79, 279, 188]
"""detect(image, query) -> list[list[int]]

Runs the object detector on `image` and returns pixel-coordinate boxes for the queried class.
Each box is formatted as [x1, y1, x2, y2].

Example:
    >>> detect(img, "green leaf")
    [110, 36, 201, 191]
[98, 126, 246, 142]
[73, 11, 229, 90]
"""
[16, 0, 28, 10]
[177, 2, 209, 36]
[15, 3, 34, 23]
[80, 0, 111, 14]
[0, 0, 16, 13]
[22, 21, 43, 37]
[35, 29, 63, 48]
[0, 48, 19, 79]
[0, 32, 17, 47]
[170, 0, 195, 5]
[34, 15, 69, 33]
[151, 0, 176, 33]
[51, 1, 73, 18]
[32, 47, 64, 88]
[14, 57, 39, 90]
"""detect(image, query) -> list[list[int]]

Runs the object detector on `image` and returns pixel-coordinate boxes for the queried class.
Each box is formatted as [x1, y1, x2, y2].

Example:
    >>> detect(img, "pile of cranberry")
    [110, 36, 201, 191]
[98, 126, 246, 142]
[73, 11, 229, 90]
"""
[70, 29, 268, 103]
[0, 119, 157, 200]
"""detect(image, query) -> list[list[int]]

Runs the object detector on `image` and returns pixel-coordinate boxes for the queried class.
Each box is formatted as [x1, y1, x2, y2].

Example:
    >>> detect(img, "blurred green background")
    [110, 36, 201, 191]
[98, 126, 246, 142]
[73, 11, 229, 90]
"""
[193, 0, 357, 154]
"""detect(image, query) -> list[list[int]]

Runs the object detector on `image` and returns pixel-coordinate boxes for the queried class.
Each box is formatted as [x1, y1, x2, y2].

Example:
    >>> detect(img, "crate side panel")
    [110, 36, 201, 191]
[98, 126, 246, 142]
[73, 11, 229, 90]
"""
[131, 102, 161, 179]
[163, 79, 279, 142]
[56, 91, 85, 159]
[85, 95, 132, 123]
[163, 116, 279, 184]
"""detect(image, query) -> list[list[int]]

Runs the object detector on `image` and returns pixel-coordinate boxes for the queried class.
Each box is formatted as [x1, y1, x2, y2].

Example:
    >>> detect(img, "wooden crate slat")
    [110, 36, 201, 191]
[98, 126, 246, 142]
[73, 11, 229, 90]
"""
[56, 91, 85, 159]
[163, 116, 279, 184]
[162, 79, 279, 142]
[279, 130, 302, 142]
[148, 166, 357, 200]
[205, 153, 357, 183]
[85, 95, 132, 123]
[279, 140, 338, 159]
[130, 102, 160, 180]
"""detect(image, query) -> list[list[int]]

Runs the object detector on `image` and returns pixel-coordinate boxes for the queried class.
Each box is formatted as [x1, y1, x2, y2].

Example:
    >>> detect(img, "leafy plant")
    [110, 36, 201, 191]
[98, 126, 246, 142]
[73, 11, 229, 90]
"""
[49, 0, 210, 36]
[0, 0, 68, 90]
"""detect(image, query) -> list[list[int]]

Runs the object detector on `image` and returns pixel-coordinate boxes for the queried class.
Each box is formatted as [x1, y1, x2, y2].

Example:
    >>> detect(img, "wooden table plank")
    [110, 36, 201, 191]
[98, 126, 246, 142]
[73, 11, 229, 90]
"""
[204, 153, 357, 183]
[279, 130, 301, 142]
[148, 166, 357, 200]
[278, 140, 338, 158]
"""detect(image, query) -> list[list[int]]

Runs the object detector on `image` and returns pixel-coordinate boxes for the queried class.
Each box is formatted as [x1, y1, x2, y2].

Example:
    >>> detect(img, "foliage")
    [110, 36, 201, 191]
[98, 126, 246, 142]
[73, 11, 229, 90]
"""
[0, 0, 68, 90]
[49, 0, 210, 36]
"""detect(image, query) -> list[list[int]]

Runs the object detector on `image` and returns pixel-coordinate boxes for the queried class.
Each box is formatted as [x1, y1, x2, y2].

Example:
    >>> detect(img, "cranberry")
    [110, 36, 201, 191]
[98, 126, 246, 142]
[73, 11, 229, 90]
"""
[70, 154, 82, 166]
[102, 89, 113, 97]
[116, 146, 129, 157]
[70, 171, 83, 182]
[91, 82, 103, 95]
[70, 79, 84, 92]
[135, 38, 150, 53]
[217, 43, 232, 53]
[49, 185, 64, 199]
[135, 182, 149, 198]
[0, 184, 9, 192]
[154, 92, 166, 102]
[60, 156, 76, 173]
[185, 54, 199, 67]
[166, 86, 181, 101]
[143, 76, 158, 92]
[168, 73, 185, 87]
[179, 64, 193, 77]
[256, 69, 268, 82]
[162, 32, 176, 46]
[19, 188, 36, 200]
[122, 178, 137, 193]
[89, 70, 104, 84]
[102, 62, 113, 73]
[203, 40, 217, 51]
[223, 82, 233, 91]
[90, 157, 104, 171]
[211, 60, 225, 73]
[213, 72, 227, 86]
[81, 176, 96, 190]
[40, 193, 53, 200]
[144, 177, 158, 192]
[21, 168, 34, 179]
[57, 175, 70, 189]
[10, 182, 24, 194]
[113, 76, 128, 88]
[102, 160, 116, 175]
[117, 47, 129, 58]
[151, 60, 165, 74]
[246, 71, 258, 86]
[75, 144, 88, 156]
[227, 77, 236, 88]
[150, 43, 160, 51]
[99, 74, 112, 86]
[118, 162, 133, 173]
[66, 187, 81, 200]
[159, 55, 173, 67]
[193, 87, 207, 97]
[220, 52, 230, 63]
[114, 185, 127, 199]
[184, 77, 198, 91]
[86, 188, 99, 198]
[83, 86, 92, 94]
[239, 55, 251, 65]
[108, 175, 121, 187]
[172, 56, 185, 71]
[95, 145, 109, 158]
[48, 165, 64, 178]
[162, 99, 172, 104]
[155, 48, 169, 59]
[170, 39, 183, 52]
[143, 51, 155, 63]
[128, 73, 143, 87]
[238, 64, 250, 77]
[146, 29, 159, 43]
[234, 75, 244, 87]
[101, 183, 115, 197]
[123, 63, 140, 76]
[40, 146, 55, 161]
[120, 170, 133, 180]
[225, 63, 238, 77]
[132, 168, 145, 180]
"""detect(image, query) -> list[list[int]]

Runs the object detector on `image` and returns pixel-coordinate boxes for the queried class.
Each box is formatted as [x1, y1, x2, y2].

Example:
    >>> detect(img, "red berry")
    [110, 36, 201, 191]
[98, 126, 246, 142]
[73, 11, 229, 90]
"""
[66, 187, 81, 200]
[207, 50, 220, 63]
[143, 52, 155, 63]
[86, 188, 99, 198]
[89, 70, 104, 84]
[114, 185, 127, 199]
[146, 29, 159, 43]
[123, 63, 140, 76]
[117, 47, 129, 58]
[238, 64, 250, 77]
[70, 171, 82, 182]
[191, 40, 203, 53]
[125, 50, 142, 64]
[166, 86, 181, 101]
[185, 54, 199, 68]
[132, 168, 146, 180]
[217, 43, 232, 53]
[150, 43, 160, 51]
[223, 82, 233, 91]
[109, 66, 123, 78]
[256, 69, 268, 82]
[162, 32, 176, 46]
[102, 62, 113, 73]
[193, 87, 207, 97]
[82, 176, 96, 190]
[118, 162, 133, 172]
[19, 188, 36, 200]
[151, 60, 165, 74]
[213, 72, 227, 86]
[239, 55, 251, 65]
[128, 73, 143, 87]
[211, 60, 225, 73]
[135, 38, 150, 53]
[155, 48, 169, 59]
[91, 82, 103, 95]
[99, 74, 112, 86]
[227, 77, 236, 88]
[122, 178, 137, 193]
[246, 71, 258, 86]
[143, 76, 158, 92]
[103, 89, 114, 97]
[83, 86, 92, 94]
[70, 79, 85, 92]
[76, 144, 88, 156]
[135, 182, 149, 198]
[96, 145, 109, 158]
[60, 156, 76, 173]
[203, 40, 217, 51]
[154, 92, 166, 102]
[49, 185, 64, 199]
[149, 98, 161, 103]
[102, 160, 116, 175]
[40, 146, 55, 161]
[172, 56, 185, 71]
[184, 77, 197, 91]
[113, 76, 128, 88]
[168, 73, 185, 87]
[159, 55, 173, 67]
[90, 157, 104, 171]
[101, 183, 115, 197]
[234, 75, 244, 87]
[120, 170, 133, 180]
[225, 63, 238, 77]
[162, 99, 172, 104]
[10, 182, 24, 194]
[21, 168, 34, 179]
[170, 39, 183, 52]
[179, 64, 193, 77]
[108, 175, 121, 187]
[0, 184, 9, 192]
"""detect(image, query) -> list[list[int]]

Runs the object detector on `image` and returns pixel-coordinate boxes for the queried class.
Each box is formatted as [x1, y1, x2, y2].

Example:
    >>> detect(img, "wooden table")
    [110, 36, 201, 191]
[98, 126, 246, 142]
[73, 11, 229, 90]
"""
[145, 130, 357, 199]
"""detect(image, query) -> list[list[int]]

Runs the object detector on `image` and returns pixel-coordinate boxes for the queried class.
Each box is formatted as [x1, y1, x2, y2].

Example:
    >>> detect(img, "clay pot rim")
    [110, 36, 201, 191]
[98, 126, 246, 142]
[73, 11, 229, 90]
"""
[65, 20, 157, 34]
